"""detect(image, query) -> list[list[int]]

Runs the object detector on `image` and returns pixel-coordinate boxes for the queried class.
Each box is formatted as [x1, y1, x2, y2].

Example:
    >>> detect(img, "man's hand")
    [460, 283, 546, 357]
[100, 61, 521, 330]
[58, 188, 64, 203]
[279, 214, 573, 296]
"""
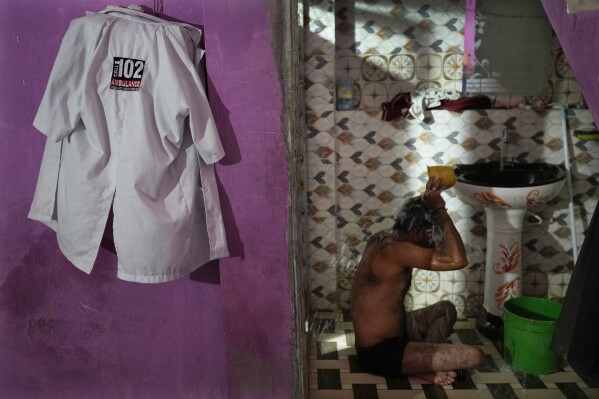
[423, 176, 446, 211]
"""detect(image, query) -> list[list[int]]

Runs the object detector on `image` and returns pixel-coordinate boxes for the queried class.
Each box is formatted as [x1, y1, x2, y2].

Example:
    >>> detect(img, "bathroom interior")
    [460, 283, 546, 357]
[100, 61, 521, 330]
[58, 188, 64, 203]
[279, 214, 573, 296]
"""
[305, 0, 599, 398]
[1, 0, 599, 398]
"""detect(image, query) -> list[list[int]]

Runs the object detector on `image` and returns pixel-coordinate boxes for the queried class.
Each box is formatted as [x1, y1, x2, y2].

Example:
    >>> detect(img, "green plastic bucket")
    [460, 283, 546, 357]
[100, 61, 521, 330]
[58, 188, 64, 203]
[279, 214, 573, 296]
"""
[503, 297, 563, 374]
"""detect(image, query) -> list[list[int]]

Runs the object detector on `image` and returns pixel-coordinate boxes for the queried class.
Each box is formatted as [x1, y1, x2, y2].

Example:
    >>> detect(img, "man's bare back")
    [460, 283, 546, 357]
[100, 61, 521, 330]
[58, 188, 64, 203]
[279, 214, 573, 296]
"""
[351, 231, 414, 348]
[351, 177, 485, 385]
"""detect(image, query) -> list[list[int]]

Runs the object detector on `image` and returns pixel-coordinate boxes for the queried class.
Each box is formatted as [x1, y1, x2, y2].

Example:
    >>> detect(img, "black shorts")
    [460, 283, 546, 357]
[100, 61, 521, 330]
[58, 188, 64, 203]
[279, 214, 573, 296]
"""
[356, 335, 408, 377]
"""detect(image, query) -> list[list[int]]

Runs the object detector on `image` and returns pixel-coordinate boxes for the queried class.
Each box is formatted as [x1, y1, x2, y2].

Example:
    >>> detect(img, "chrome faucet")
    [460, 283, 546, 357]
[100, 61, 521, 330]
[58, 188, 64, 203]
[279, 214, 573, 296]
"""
[500, 128, 512, 170]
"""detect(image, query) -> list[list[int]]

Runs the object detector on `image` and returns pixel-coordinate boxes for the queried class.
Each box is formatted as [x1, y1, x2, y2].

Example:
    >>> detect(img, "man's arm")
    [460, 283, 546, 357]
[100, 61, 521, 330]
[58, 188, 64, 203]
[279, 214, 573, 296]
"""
[424, 177, 468, 271]
[380, 177, 467, 272]
[428, 207, 468, 271]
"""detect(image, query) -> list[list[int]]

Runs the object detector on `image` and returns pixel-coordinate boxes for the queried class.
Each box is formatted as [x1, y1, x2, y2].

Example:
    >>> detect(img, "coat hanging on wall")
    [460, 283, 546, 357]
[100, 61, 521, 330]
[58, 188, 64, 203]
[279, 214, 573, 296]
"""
[29, 6, 229, 283]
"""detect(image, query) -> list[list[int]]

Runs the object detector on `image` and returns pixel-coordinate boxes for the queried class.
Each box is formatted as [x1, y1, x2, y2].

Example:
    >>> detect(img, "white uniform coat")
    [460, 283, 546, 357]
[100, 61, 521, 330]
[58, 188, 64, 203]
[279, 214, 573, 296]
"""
[29, 6, 229, 283]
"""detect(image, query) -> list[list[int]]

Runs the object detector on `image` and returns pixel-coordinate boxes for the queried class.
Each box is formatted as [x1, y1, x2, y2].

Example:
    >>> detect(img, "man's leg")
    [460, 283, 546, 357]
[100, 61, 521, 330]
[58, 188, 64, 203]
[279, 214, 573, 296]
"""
[402, 301, 482, 385]
[406, 300, 457, 343]
[400, 341, 485, 383]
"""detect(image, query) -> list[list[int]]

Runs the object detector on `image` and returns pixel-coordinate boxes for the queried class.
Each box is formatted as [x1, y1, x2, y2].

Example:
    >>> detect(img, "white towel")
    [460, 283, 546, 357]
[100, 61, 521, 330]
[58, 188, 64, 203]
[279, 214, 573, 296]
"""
[409, 88, 461, 122]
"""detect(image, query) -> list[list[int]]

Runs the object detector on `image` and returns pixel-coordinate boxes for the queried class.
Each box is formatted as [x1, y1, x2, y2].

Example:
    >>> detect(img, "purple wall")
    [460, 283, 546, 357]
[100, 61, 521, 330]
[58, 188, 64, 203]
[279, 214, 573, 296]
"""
[0, 1, 293, 398]
[202, 2, 294, 398]
[543, 0, 599, 126]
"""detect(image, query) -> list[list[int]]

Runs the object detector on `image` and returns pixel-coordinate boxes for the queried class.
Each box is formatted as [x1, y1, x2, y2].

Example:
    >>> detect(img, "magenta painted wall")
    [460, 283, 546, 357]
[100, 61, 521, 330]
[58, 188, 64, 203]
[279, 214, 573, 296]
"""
[542, 0, 599, 125]
[201, 2, 294, 398]
[0, 1, 293, 399]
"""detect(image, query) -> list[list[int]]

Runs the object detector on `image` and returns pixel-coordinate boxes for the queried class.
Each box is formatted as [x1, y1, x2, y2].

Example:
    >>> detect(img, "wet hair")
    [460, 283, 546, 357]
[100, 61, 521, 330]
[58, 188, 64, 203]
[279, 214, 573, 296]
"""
[392, 196, 443, 249]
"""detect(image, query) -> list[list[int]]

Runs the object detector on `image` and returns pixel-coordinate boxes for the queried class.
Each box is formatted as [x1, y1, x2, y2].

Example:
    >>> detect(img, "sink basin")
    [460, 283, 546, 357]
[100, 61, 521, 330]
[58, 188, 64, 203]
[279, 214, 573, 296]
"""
[453, 161, 567, 338]
[453, 162, 566, 209]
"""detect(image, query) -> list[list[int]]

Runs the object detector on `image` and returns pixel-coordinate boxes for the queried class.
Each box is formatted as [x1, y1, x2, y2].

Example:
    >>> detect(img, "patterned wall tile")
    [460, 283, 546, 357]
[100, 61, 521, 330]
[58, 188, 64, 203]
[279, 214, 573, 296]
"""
[389, 54, 415, 81]
[319, 107, 595, 312]
[335, 1, 583, 111]
[306, 0, 338, 309]
[335, 0, 466, 110]
[305, 1, 595, 313]
[412, 292, 442, 309]
[414, 270, 441, 292]
[440, 270, 467, 294]
[548, 272, 571, 299]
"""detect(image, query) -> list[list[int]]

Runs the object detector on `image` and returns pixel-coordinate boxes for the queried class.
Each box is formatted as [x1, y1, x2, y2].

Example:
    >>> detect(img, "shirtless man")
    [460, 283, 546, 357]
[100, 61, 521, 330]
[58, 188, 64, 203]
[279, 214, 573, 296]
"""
[351, 176, 485, 385]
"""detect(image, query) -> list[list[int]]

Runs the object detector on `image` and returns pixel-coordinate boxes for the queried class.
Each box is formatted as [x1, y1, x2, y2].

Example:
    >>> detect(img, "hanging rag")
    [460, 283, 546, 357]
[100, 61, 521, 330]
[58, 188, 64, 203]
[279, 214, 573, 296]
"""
[381, 91, 491, 122]
[408, 88, 461, 121]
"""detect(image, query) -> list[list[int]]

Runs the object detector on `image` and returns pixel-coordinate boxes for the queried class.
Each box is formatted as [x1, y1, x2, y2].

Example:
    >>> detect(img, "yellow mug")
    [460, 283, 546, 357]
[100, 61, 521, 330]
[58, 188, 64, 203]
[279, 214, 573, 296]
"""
[427, 165, 456, 189]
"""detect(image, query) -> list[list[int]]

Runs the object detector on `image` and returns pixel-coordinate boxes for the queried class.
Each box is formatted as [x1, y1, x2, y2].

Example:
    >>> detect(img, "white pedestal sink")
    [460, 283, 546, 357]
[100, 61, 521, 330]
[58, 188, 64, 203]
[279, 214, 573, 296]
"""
[454, 162, 566, 339]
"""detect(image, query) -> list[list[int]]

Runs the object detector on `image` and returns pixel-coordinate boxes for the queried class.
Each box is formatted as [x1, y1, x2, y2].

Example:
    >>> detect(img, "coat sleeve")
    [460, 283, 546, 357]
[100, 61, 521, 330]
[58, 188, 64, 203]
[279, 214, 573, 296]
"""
[27, 139, 62, 228]
[178, 66, 225, 165]
[33, 21, 88, 142]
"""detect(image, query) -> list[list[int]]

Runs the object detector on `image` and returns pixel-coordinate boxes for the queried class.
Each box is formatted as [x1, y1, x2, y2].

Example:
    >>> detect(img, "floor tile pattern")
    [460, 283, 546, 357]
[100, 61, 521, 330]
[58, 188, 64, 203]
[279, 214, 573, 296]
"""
[308, 310, 599, 399]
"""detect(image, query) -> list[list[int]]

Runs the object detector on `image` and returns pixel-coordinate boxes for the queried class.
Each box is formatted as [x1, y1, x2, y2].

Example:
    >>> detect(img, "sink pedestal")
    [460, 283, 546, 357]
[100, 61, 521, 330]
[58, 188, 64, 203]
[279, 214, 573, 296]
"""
[476, 208, 525, 340]
[453, 161, 567, 340]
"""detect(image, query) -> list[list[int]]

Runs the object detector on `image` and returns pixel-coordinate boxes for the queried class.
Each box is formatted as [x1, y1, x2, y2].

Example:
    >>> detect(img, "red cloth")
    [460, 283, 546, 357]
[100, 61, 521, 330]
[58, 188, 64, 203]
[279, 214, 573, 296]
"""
[381, 93, 491, 121]
[434, 95, 492, 112]
[381, 92, 411, 121]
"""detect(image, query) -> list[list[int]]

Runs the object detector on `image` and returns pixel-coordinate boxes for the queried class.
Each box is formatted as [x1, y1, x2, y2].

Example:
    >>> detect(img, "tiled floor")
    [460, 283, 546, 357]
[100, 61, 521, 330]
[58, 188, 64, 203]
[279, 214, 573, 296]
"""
[309, 310, 599, 399]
